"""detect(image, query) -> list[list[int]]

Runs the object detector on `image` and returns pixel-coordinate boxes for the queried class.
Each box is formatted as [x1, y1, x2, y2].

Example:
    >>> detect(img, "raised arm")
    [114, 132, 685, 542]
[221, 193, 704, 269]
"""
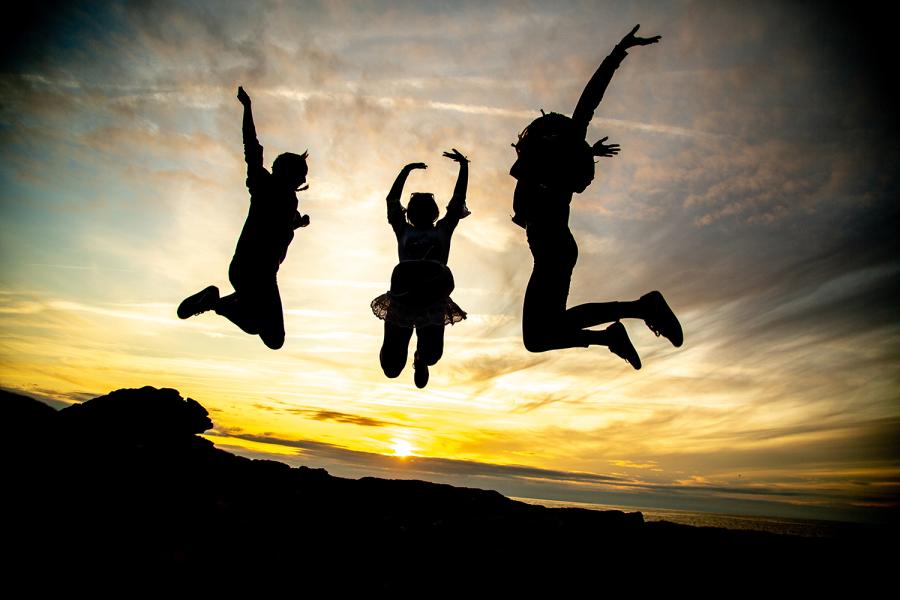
[571, 25, 660, 136]
[439, 148, 470, 231]
[387, 162, 427, 232]
[237, 86, 264, 182]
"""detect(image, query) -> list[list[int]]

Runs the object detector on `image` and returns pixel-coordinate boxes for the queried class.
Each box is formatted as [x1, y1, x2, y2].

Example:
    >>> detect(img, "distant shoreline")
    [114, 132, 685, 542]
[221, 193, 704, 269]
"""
[511, 496, 883, 539]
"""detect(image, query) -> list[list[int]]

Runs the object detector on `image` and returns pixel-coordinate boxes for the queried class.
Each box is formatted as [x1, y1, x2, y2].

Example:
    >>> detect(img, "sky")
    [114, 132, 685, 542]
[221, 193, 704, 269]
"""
[1, 0, 898, 524]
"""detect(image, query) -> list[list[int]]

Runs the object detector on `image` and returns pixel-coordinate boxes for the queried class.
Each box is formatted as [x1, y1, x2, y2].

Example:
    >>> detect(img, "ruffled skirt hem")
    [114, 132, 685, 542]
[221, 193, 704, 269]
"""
[371, 293, 467, 328]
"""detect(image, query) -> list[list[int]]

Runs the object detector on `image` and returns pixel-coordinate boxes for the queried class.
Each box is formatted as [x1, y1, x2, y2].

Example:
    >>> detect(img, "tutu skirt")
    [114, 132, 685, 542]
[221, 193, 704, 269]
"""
[371, 260, 467, 328]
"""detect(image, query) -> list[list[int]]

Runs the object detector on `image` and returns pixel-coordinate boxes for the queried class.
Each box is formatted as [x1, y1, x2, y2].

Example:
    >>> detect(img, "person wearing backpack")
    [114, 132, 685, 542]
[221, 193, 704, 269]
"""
[510, 25, 682, 369]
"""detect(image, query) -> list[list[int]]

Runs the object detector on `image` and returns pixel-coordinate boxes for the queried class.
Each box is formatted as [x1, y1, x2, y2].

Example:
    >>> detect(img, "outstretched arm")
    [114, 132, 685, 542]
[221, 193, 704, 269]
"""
[238, 86, 265, 186]
[387, 162, 427, 232]
[571, 25, 660, 135]
[440, 148, 470, 231]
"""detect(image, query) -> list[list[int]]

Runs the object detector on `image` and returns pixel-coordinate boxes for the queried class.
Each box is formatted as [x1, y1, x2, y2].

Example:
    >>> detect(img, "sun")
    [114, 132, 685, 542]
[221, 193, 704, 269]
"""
[392, 439, 414, 458]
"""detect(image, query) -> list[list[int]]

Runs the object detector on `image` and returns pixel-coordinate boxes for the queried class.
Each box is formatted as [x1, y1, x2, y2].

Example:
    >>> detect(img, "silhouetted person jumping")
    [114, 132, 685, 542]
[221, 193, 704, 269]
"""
[177, 86, 309, 349]
[371, 150, 471, 388]
[511, 25, 682, 369]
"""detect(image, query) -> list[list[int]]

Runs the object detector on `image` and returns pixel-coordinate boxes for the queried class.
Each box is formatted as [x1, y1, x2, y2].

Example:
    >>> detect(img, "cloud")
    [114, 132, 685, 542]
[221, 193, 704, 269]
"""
[447, 353, 547, 385]
[216, 428, 625, 485]
[288, 408, 397, 428]
[1, 385, 92, 409]
[211, 427, 898, 521]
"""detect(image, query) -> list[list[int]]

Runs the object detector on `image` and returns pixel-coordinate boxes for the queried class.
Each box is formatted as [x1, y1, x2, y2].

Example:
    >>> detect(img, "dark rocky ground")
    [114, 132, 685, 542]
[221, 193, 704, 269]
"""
[3, 386, 890, 592]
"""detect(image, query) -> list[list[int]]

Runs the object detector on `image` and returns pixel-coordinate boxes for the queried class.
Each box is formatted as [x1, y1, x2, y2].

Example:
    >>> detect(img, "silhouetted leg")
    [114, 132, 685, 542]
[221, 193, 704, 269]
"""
[416, 324, 445, 366]
[216, 263, 284, 348]
[523, 274, 569, 351]
[381, 322, 413, 378]
[524, 288, 640, 366]
[523, 225, 642, 352]
[563, 300, 644, 330]
[215, 292, 261, 335]
[256, 280, 285, 350]
[522, 225, 572, 352]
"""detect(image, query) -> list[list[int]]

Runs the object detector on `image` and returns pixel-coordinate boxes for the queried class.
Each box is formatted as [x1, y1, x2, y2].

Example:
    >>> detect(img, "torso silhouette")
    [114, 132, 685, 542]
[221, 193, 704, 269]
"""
[390, 212, 457, 265]
[511, 43, 627, 231]
[232, 141, 298, 273]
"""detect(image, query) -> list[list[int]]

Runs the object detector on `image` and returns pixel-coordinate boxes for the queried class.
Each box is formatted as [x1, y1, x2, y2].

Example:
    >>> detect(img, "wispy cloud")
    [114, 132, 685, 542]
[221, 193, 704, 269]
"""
[288, 408, 399, 428]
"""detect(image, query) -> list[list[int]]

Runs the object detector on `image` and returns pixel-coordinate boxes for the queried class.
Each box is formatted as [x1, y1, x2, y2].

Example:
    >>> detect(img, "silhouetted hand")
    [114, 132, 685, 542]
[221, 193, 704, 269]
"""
[618, 25, 661, 49]
[592, 137, 620, 157]
[237, 86, 251, 106]
[293, 212, 310, 228]
[405, 162, 427, 171]
[442, 148, 469, 163]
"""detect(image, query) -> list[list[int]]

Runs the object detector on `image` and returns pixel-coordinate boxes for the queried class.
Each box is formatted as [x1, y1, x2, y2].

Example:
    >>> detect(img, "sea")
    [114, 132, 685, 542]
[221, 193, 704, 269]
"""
[510, 497, 880, 539]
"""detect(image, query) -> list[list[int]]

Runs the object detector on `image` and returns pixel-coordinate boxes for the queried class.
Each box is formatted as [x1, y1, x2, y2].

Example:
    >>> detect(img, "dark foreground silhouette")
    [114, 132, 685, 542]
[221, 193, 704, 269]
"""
[4, 387, 886, 590]
[178, 86, 309, 350]
[511, 26, 682, 369]
[371, 150, 470, 389]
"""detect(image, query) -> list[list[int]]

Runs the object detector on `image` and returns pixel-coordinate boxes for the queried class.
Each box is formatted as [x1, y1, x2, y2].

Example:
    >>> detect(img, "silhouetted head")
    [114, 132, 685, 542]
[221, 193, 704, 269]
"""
[272, 151, 309, 191]
[407, 192, 438, 228]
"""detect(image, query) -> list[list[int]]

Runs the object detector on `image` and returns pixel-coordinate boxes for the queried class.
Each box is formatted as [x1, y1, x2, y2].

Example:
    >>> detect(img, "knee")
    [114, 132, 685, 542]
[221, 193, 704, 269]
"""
[419, 345, 443, 366]
[523, 329, 552, 353]
[380, 349, 406, 378]
[381, 356, 405, 378]
[524, 339, 549, 354]
[382, 363, 404, 379]
[261, 331, 285, 350]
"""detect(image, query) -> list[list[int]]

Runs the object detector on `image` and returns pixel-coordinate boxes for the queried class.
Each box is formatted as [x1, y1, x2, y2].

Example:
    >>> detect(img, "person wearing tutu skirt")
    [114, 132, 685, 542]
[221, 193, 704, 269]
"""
[511, 25, 683, 369]
[371, 149, 470, 388]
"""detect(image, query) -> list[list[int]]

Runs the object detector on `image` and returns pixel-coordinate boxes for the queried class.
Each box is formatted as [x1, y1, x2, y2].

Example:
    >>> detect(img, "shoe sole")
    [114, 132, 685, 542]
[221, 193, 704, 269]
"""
[643, 291, 683, 348]
[178, 286, 218, 319]
[608, 322, 641, 370]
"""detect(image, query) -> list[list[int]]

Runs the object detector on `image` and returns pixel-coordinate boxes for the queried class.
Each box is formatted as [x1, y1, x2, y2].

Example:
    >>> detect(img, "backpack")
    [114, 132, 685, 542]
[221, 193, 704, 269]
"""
[510, 111, 595, 194]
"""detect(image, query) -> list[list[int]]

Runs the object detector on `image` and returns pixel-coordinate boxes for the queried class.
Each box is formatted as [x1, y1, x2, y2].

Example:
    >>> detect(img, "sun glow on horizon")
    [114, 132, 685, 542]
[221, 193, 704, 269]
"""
[392, 439, 415, 458]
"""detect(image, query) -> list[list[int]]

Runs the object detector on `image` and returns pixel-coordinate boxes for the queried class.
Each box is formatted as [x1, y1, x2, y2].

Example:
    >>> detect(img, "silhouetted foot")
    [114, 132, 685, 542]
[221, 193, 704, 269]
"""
[413, 352, 429, 388]
[177, 286, 219, 319]
[607, 322, 641, 370]
[640, 290, 683, 347]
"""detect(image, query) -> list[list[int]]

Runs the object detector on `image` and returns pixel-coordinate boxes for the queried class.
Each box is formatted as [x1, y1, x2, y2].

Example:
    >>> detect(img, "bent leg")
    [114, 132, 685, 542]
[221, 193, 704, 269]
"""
[526, 323, 615, 352]
[256, 280, 285, 350]
[563, 300, 643, 330]
[215, 292, 261, 335]
[380, 322, 413, 378]
[416, 324, 445, 366]
[522, 225, 579, 353]
[522, 262, 572, 353]
[522, 264, 641, 352]
[216, 267, 285, 348]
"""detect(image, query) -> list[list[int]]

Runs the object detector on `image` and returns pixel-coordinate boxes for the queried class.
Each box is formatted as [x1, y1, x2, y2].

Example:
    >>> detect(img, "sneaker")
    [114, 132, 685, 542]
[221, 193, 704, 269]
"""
[606, 321, 641, 370]
[413, 352, 429, 389]
[640, 290, 683, 348]
[177, 286, 219, 319]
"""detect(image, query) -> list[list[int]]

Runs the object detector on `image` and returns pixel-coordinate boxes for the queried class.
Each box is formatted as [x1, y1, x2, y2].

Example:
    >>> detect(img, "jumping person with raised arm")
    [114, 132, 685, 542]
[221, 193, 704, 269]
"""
[177, 86, 310, 349]
[511, 25, 682, 369]
[371, 149, 470, 388]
